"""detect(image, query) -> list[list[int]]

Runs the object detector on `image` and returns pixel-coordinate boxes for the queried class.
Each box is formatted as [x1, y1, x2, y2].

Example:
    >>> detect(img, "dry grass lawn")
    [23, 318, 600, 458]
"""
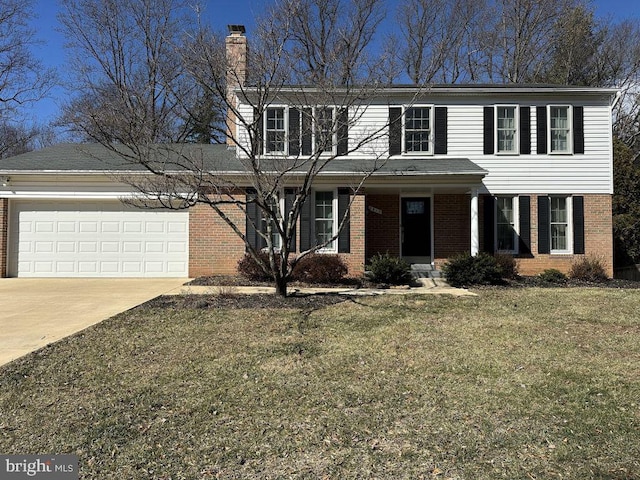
[0, 288, 639, 479]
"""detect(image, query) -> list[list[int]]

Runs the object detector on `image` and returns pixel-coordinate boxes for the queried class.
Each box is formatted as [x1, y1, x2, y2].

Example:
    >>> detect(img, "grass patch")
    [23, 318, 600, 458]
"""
[1, 289, 639, 478]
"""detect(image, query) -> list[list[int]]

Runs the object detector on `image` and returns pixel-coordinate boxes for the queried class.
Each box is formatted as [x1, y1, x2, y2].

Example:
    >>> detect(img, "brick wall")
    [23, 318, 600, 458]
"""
[0, 198, 7, 278]
[515, 194, 613, 277]
[365, 194, 400, 258]
[433, 194, 470, 267]
[189, 201, 246, 277]
[188, 191, 367, 278]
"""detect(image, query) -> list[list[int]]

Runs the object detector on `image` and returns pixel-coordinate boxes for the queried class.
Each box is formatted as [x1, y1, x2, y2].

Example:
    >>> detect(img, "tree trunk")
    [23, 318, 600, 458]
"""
[275, 275, 288, 297]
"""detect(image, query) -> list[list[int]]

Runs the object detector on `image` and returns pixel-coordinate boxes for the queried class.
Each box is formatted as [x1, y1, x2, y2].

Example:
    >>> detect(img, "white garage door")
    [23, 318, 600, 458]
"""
[9, 200, 189, 277]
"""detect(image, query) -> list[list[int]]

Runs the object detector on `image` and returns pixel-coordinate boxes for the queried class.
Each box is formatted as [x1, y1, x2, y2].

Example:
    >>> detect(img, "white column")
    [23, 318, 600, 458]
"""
[470, 189, 479, 256]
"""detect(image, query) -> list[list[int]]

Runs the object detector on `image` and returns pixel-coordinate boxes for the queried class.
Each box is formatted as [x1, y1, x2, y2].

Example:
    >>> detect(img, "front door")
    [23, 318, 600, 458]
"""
[401, 197, 431, 259]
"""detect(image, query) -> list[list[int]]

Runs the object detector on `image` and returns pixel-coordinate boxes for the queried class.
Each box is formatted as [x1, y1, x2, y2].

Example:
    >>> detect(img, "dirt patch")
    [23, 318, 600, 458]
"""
[144, 292, 350, 310]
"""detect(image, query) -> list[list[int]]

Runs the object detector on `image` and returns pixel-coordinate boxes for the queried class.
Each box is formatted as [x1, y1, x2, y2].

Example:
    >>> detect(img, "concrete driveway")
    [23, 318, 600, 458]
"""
[0, 278, 188, 366]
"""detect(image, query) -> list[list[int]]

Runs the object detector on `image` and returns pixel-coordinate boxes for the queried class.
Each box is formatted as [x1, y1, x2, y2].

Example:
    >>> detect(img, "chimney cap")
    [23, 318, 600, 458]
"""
[227, 24, 246, 35]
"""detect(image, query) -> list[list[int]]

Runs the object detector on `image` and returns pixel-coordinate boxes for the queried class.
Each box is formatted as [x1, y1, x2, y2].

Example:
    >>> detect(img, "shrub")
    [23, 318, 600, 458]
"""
[237, 252, 279, 281]
[494, 253, 519, 279]
[569, 256, 609, 283]
[442, 252, 503, 287]
[366, 253, 412, 285]
[291, 254, 347, 284]
[538, 268, 568, 284]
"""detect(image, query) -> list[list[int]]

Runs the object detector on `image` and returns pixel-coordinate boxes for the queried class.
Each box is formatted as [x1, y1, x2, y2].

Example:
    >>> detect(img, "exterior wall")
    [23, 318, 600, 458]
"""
[433, 194, 470, 268]
[188, 191, 367, 278]
[514, 194, 613, 277]
[0, 198, 7, 278]
[365, 194, 400, 258]
[189, 201, 246, 277]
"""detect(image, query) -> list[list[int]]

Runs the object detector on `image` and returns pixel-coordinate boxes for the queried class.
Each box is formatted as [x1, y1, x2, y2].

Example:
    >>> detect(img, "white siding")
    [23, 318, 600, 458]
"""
[235, 92, 614, 194]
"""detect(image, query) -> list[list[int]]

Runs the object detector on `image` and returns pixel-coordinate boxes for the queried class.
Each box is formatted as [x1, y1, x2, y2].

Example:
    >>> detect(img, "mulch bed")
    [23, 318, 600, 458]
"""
[145, 292, 351, 310]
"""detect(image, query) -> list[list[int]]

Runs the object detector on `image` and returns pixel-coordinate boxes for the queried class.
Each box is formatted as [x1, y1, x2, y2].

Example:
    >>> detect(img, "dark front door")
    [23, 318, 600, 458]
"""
[401, 197, 431, 257]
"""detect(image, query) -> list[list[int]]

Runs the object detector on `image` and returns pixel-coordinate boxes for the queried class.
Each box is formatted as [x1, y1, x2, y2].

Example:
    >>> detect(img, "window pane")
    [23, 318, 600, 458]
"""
[496, 196, 516, 251]
[497, 224, 515, 251]
[315, 191, 334, 247]
[315, 107, 334, 153]
[551, 224, 567, 250]
[266, 108, 285, 153]
[405, 107, 431, 152]
[550, 106, 570, 153]
[496, 106, 516, 153]
[550, 197, 567, 223]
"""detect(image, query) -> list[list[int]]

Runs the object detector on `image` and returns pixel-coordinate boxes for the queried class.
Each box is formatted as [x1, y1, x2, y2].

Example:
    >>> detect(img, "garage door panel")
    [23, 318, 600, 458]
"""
[10, 201, 189, 277]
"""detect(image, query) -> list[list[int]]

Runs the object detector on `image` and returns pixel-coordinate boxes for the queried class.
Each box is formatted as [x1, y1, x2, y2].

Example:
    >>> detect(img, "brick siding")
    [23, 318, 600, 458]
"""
[365, 194, 400, 257]
[188, 191, 367, 278]
[433, 194, 470, 267]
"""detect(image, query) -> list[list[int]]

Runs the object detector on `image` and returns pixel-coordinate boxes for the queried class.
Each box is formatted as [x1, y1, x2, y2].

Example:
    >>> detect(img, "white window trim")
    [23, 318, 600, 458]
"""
[547, 105, 573, 155]
[550, 195, 573, 254]
[402, 104, 434, 156]
[313, 188, 338, 253]
[495, 105, 519, 155]
[263, 105, 288, 155]
[495, 195, 519, 254]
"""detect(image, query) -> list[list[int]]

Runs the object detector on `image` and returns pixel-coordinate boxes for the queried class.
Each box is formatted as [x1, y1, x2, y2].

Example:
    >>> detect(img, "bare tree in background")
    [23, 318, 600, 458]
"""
[0, 0, 56, 157]
[397, 0, 488, 84]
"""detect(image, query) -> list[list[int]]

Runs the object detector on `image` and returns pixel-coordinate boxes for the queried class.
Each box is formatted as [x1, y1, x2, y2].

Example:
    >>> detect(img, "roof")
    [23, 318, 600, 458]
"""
[0, 143, 486, 178]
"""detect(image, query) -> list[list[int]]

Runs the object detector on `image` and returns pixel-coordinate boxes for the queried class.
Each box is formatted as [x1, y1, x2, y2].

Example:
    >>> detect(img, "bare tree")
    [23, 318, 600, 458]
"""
[58, 0, 193, 144]
[61, 0, 402, 296]
[0, 0, 55, 114]
[396, 0, 488, 84]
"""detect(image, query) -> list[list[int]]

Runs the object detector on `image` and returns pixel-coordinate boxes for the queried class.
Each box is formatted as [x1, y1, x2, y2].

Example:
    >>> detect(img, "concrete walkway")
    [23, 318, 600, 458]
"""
[0, 278, 189, 366]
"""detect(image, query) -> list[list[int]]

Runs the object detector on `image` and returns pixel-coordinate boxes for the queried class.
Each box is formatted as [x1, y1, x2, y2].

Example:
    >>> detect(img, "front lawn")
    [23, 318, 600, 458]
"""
[1, 289, 639, 479]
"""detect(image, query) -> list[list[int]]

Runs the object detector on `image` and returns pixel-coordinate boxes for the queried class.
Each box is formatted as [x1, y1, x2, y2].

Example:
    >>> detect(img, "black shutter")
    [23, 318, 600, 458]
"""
[389, 107, 402, 156]
[520, 107, 531, 154]
[573, 106, 584, 154]
[285, 189, 297, 253]
[299, 192, 312, 251]
[573, 195, 585, 254]
[253, 107, 263, 155]
[338, 188, 351, 253]
[434, 107, 448, 154]
[483, 107, 494, 155]
[518, 196, 531, 255]
[289, 107, 300, 156]
[302, 108, 312, 155]
[536, 106, 547, 154]
[483, 195, 495, 254]
[337, 108, 349, 156]
[246, 189, 260, 249]
[538, 196, 550, 254]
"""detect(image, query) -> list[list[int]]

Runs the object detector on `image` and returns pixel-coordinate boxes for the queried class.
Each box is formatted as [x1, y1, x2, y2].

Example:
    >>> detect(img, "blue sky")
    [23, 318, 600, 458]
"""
[26, 0, 640, 128]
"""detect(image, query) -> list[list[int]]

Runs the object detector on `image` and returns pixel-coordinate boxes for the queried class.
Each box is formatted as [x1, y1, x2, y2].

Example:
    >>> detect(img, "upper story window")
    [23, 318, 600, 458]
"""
[404, 107, 432, 153]
[549, 106, 571, 153]
[261, 106, 345, 156]
[265, 107, 286, 154]
[496, 106, 518, 153]
[315, 107, 335, 154]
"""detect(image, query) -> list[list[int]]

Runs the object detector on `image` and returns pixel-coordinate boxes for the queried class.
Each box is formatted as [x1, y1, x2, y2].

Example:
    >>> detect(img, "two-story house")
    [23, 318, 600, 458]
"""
[0, 26, 616, 278]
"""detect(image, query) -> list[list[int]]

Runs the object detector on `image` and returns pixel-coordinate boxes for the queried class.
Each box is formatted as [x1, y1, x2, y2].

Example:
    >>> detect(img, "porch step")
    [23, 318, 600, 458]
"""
[410, 264, 442, 279]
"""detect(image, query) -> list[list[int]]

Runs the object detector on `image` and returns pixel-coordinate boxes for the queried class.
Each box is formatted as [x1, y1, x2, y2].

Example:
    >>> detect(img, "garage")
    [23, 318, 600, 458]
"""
[8, 200, 189, 278]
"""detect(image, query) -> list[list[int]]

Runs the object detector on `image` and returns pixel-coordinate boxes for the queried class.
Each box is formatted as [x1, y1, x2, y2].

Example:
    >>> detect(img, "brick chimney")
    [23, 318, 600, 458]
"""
[226, 25, 247, 146]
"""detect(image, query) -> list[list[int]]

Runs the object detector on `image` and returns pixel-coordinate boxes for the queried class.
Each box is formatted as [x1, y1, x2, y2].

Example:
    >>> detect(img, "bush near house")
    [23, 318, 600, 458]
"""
[366, 253, 413, 285]
[538, 268, 568, 284]
[493, 253, 519, 279]
[442, 252, 504, 287]
[569, 256, 609, 283]
[237, 252, 280, 281]
[290, 254, 348, 284]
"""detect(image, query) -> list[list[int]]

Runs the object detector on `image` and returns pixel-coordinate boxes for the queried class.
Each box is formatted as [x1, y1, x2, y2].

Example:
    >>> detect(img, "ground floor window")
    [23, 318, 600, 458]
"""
[496, 196, 518, 253]
[550, 196, 571, 253]
[315, 190, 336, 251]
